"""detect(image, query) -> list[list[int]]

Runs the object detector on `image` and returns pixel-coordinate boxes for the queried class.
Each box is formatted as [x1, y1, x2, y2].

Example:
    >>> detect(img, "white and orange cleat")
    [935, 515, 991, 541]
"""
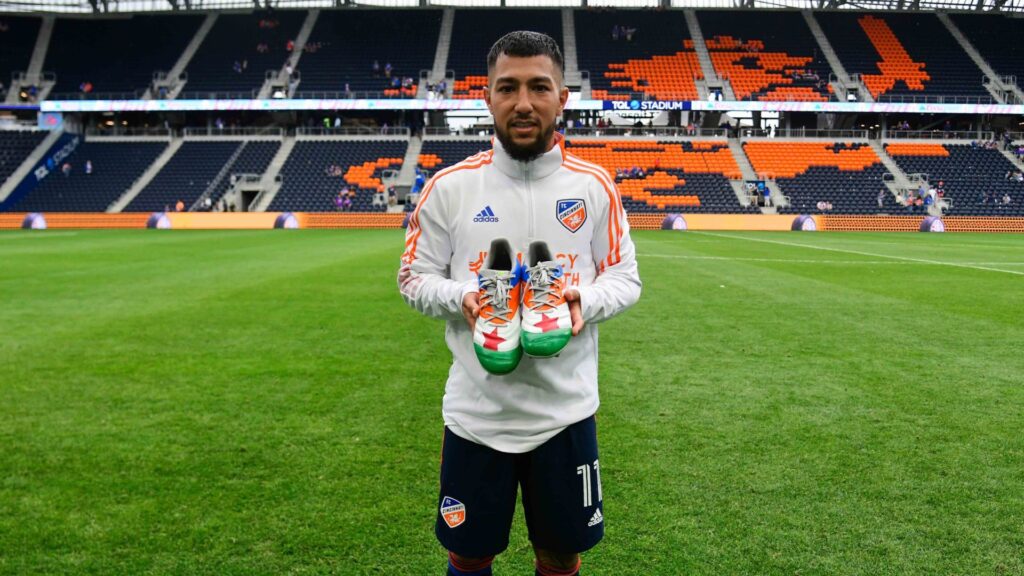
[473, 239, 523, 375]
[520, 241, 572, 358]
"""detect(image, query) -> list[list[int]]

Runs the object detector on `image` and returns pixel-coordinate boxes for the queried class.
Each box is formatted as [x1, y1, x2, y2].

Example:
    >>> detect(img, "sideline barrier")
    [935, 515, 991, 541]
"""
[1, 212, 1023, 232]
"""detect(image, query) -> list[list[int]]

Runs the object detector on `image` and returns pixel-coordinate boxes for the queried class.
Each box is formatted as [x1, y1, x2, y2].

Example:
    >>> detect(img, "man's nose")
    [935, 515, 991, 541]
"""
[514, 87, 533, 113]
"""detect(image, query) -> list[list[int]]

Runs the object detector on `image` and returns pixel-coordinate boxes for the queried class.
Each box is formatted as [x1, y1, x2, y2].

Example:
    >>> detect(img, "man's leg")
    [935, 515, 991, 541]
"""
[448, 552, 495, 576]
[520, 416, 603, 576]
[533, 545, 581, 576]
[436, 427, 517, 574]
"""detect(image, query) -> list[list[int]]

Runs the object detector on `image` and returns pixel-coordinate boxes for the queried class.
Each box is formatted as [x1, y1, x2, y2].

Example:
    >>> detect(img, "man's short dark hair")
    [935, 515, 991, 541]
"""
[487, 31, 564, 78]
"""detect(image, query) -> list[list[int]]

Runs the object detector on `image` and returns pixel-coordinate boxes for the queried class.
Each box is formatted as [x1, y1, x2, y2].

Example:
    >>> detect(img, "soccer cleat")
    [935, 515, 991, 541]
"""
[473, 239, 523, 375]
[520, 241, 572, 358]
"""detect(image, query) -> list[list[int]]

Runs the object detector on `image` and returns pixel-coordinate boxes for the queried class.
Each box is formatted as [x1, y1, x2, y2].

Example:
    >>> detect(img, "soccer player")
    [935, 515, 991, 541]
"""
[398, 31, 641, 576]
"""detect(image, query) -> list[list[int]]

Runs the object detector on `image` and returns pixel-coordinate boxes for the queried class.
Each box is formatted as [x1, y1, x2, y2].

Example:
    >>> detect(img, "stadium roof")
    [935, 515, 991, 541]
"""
[0, 0, 1021, 14]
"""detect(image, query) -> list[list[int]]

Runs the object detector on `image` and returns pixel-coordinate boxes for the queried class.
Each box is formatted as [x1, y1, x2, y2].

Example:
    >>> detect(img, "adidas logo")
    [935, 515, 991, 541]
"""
[588, 508, 603, 527]
[473, 206, 499, 223]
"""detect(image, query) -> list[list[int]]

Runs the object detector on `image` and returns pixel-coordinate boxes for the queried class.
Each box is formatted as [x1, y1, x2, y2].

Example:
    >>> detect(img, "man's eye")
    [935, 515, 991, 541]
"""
[533, 85, 550, 92]
[498, 86, 515, 93]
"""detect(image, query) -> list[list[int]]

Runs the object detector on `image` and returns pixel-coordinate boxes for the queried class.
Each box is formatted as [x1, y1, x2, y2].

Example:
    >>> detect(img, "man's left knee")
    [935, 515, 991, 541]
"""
[534, 547, 580, 574]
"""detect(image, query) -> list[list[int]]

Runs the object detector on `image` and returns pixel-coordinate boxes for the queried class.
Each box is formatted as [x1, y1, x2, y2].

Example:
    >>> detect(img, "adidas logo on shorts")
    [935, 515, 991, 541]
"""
[588, 508, 603, 527]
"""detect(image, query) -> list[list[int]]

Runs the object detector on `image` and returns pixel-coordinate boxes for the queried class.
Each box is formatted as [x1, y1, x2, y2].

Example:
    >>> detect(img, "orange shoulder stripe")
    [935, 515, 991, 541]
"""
[403, 151, 494, 264]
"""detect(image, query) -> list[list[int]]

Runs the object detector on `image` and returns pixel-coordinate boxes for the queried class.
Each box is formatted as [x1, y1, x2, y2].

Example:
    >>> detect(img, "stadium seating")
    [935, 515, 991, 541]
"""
[205, 140, 281, 207]
[0, 130, 47, 187]
[743, 142, 888, 214]
[182, 12, 304, 98]
[418, 140, 491, 174]
[697, 10, 832, 102]
[885, 143, 1024, 216]
[296, 10, 439, 97]
[419, 139, 750, 213]
[11, 140, 167, 212]
[125, 141, 242, 212]
[46, 15, 203, 98]
[574, 10, 700, 101]
[564, 140, 753, 213]
[449, 10, 562, 99]
[815, 12, 987, 101]
[950, 14, 1024, 88]
[0, 16, 41, 97]
[269, 140, 407, 212]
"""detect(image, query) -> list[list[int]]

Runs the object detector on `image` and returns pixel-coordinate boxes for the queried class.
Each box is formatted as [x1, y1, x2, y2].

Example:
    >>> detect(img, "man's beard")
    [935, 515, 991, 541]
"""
[495, 119, 555, 162]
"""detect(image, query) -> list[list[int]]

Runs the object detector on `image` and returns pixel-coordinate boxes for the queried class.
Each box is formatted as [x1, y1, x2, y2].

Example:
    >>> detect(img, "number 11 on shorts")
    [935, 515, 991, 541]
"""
[576, 459, 603, 508]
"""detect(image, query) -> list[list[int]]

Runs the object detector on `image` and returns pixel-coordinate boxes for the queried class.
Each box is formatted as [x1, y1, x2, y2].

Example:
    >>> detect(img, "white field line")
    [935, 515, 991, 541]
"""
[639, 253, 1024, 266]
[692, 232, 1024, 277]
[0, 232, 80, 240]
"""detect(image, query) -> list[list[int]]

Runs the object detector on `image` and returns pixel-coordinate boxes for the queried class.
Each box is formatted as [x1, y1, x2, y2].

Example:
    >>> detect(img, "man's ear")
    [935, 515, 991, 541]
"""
[558, 85, 569, 114]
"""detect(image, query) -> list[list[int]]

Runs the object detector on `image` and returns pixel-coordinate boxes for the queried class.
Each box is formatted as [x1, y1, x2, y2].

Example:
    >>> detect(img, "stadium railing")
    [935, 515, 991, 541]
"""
[884, 130, 995, 140]
[741, 128, 870, 139]
[177, 90, 258, 100]
[291, 90, 418, 100]
[563, 127, 728, 138]
[183, 127, 285, 137]
[296, 127, 411, 137]
[48, 90, 147, 101]
[85, 127, 173, 138]
[875, 94, 995, 104]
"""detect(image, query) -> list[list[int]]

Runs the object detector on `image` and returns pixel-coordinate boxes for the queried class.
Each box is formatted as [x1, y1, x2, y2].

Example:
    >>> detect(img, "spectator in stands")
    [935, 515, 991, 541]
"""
[85, 160, 93, 175]
[1004, 193, 1012, 205]
[342, 194, 352, 211]
[412, 168, 426, 196]
[877, 188, 886, 209]
[372, 60, 380, 77]
[79, 81, 93, 94]
[233, 61, 242, 74]
[384, 62, 393, 79]
[624, 27, 636, 42]
[216, 117, 225, 130]
[175, 199, 185, 212]
[334, 115, 342, 128]
[286, 39, 295, 52]
[611, 25, 620, 41]
[62, 162, 71, 177]
[388, 186, 397, 206]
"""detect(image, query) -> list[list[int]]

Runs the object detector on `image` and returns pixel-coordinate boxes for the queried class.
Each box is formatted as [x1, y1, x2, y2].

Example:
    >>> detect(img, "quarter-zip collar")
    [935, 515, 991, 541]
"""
[491, 132, 566, 181]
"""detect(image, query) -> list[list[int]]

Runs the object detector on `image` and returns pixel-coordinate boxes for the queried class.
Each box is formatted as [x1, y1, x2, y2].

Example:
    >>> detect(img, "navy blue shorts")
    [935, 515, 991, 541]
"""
[435, 416, 604, 558]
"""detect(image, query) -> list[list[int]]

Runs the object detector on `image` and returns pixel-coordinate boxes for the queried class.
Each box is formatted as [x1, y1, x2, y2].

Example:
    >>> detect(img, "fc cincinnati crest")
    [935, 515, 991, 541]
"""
[557, 199, 587, 233]
[440, 496, 466, 528]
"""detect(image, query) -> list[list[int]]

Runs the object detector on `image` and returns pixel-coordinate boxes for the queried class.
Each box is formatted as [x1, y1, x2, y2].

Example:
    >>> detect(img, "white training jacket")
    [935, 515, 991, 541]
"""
[399, 133, 642, 453]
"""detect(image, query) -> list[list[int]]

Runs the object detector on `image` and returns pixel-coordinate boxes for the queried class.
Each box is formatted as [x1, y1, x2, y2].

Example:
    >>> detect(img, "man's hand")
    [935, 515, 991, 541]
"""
[462, 292, 480, 331]
[564, 289, 584, 336]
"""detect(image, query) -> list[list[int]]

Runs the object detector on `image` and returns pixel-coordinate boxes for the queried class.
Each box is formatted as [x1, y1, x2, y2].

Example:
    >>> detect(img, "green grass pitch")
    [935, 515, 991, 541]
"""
[2, 229, 1023, 575]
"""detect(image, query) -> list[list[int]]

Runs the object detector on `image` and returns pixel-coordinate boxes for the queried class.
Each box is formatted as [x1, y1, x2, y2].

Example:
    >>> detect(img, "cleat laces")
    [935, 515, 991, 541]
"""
[480, 275, 514, 319]
[526, 264, 561, 312]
